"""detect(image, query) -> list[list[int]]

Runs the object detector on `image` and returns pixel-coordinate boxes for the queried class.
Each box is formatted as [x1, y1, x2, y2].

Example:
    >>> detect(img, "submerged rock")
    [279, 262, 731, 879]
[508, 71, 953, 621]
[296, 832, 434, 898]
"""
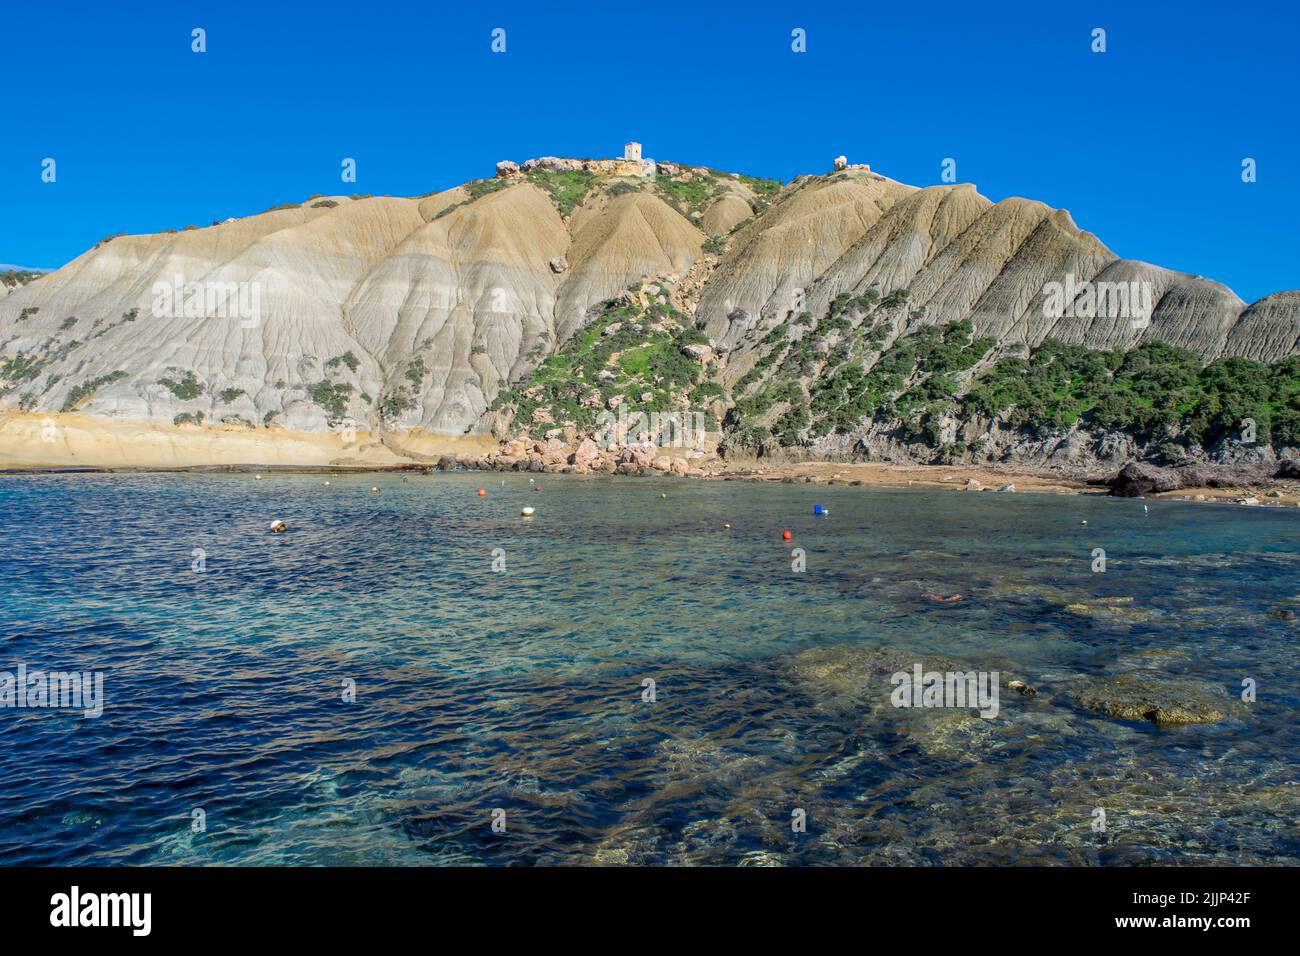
[1069, 673, 1234, 727]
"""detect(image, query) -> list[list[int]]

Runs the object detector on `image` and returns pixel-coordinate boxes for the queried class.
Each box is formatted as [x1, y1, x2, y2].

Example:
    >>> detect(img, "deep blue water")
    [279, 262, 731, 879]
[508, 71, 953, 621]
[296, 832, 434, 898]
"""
[1, 472, 1297, 865]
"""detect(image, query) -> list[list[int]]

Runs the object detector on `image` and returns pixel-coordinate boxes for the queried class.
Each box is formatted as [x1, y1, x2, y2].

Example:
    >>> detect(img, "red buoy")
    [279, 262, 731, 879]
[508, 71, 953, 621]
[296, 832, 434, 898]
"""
[477, 488, 486, 497]
[782, 530, 792, 542]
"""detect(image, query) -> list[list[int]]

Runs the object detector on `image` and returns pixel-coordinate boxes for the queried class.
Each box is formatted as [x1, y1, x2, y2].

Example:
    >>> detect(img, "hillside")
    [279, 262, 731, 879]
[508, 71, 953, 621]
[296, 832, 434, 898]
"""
[1, 153, 1297, 469]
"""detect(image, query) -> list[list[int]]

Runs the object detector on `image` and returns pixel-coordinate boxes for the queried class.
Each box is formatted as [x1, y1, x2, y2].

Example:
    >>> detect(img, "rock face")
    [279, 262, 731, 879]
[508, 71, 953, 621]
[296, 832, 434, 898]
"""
[2, 159, 1296, 453]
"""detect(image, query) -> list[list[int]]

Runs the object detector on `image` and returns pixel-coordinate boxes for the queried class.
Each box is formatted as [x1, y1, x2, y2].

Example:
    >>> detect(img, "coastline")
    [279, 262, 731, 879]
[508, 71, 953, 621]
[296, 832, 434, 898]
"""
[3, 412, 1299, 507]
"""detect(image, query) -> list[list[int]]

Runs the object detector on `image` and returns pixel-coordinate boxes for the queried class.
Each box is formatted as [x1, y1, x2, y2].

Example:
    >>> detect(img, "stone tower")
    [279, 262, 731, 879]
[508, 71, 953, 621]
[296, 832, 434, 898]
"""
[624, 142, 642, 162]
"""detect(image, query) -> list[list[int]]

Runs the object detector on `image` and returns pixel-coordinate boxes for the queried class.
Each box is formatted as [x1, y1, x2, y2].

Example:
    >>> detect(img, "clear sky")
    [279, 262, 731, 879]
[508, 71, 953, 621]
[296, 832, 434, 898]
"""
[2, 0, 1296, 302]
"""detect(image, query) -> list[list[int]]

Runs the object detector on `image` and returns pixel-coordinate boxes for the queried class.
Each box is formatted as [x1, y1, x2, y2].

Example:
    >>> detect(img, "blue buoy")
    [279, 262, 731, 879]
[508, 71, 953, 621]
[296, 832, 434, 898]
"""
[813, 504, 827, 516]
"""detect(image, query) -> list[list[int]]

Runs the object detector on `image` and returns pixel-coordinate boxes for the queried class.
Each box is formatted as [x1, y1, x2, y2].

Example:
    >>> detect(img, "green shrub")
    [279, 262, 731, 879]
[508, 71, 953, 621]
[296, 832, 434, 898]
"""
[326, 351, 360, 372]
[158, 371, 203, 400]
[61, 370, 128, 412]
[525, 170, 595, 215]
[309, 380, 353, 420]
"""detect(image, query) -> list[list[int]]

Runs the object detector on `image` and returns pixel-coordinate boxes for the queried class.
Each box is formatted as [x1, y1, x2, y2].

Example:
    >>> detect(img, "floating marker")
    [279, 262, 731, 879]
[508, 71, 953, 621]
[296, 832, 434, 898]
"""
[782, 530, 793, 542]
[477, 488, 487, 497]
[521, 506, 535, 517]
[270, 520, 286, 534]
[813, 504, 827, 516]
[370, 487, 379, 493]
[661, 492, 667, 499]
[724, 523, 732, 529]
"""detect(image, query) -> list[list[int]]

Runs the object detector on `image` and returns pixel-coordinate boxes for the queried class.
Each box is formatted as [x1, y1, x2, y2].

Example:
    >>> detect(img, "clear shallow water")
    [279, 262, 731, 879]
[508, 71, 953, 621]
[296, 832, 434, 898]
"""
[1, 472, 1297, 865]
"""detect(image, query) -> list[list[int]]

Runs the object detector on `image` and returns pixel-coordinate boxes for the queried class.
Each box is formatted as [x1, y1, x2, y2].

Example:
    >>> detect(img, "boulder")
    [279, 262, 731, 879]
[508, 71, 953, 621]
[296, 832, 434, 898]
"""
[1107, 462, 1180, 497]
[541, 437, 568, 465]
[522, 156, 584, 173]
[1109, 460, 1277, 496]
[495, 160, 521, 178]
[548, 256, 568, 274]
[681, 343, 715, 362]
[569, 437, 601, 466]
[618, 443, 656, 467]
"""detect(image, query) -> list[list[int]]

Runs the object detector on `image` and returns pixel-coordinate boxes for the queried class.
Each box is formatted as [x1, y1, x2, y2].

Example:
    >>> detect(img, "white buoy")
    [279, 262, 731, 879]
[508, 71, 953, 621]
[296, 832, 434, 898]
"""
[521, 506, 535, 517]
[270, 520, 286, 533]
[371, 486, 379, 493]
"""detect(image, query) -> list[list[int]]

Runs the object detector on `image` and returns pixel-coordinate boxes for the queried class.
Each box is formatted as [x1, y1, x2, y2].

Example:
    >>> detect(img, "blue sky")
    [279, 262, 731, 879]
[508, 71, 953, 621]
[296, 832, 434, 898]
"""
[2, 0, 1296, 301]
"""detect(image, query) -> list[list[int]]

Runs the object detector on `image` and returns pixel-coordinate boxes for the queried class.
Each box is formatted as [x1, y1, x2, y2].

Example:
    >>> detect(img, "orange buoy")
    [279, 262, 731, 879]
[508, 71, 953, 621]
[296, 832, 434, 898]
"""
[782, 530, 792, 542]
[477, 488, 486, 497]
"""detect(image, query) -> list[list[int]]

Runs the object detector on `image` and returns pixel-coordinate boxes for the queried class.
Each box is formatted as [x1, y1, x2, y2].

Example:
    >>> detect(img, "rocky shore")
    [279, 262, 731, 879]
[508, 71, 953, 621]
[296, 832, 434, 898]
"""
[422, 435, 1300, 506]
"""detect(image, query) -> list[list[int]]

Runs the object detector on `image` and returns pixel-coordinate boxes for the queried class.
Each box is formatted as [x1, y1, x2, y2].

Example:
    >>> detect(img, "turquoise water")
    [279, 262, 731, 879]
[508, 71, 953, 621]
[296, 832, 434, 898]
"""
[1, 472, 1297, 865]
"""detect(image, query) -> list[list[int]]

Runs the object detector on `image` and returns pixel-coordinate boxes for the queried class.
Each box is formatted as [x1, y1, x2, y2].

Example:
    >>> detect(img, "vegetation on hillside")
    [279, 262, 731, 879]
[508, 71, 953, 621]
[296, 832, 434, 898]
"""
[966, 342, 1300, 449]
[525, 170, 596, 215]
[62, 370, 128, 412]
[1, 270, 45, 288]
[157, 370, 203, 401]
[491, 292, 712, 440]
[721, 288, 1300, 456]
